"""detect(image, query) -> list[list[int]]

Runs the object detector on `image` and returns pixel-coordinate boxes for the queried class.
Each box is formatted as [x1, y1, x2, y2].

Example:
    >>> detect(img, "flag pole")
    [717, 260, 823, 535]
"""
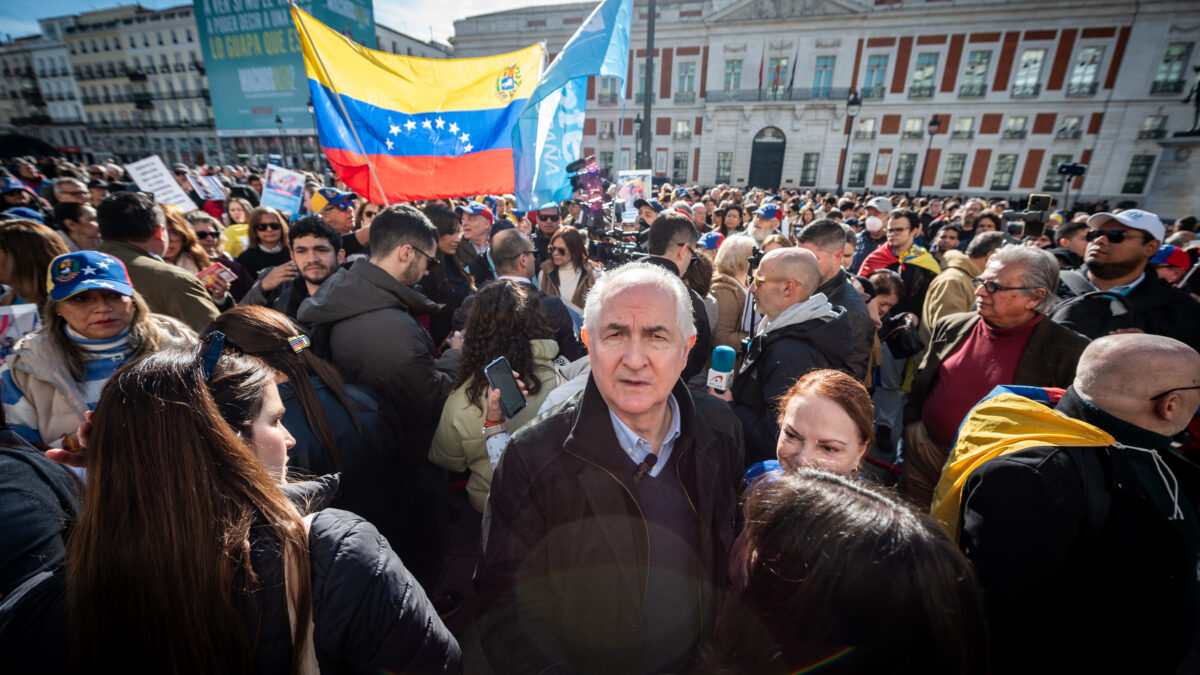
[292, 2, 390, 205]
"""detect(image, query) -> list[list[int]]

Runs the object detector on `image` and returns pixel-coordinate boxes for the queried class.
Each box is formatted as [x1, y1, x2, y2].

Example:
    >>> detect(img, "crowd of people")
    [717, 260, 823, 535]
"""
[0, 151, 1198, 674]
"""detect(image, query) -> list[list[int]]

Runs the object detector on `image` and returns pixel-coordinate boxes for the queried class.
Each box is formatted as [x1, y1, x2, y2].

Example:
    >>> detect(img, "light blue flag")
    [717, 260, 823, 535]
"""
[512, 0, 633, 211]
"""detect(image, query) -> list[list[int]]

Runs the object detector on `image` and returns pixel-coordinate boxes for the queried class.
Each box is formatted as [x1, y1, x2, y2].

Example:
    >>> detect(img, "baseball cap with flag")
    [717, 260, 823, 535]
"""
[311, 188, 356, 213]
[47, 251, 134, 302]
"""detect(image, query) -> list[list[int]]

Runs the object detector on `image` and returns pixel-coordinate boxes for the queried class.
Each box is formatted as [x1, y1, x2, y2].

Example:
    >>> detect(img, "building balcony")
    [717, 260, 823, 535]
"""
[902, 130, 924, 139]
[13, 114, 51, 125]
[1151, 79, 1184, 94]
[598, 131, 614, 140]
[1138, 128, 1167, 139]
[908, 83, 934, 99]
[951, 129, 975, 139]
[672, 130, 692, 140]
[1011, 82, 1041, 98]
[854, 130, 876, 140]
[1056, 129, 1082, 140]
[674, 90, 696, 104]
[1002, 129, 1028, 139]
[635, 92, 645, 103]
[704, 87, 850, 103]
[861, 84, 885, 100]
[959, 81, 986, 98]
[1066, 81, 1098, 97]
[597, 92, 618, 105]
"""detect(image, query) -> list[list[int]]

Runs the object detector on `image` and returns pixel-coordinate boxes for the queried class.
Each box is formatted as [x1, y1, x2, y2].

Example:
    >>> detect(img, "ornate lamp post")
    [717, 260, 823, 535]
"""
[836, 90, 862, 195]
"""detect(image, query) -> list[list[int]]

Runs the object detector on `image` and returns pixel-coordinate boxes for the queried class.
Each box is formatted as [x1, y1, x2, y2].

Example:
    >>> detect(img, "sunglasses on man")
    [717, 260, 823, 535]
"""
[1085, 229, 1143, 244]
[538, 213, 560, 222]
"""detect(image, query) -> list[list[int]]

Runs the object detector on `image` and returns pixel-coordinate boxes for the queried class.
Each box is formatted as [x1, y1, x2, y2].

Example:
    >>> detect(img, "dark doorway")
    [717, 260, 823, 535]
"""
[747, 126, 786, 190]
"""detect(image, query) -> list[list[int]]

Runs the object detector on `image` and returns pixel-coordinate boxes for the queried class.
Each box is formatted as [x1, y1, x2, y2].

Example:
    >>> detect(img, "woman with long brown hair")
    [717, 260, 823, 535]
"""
[537, 225, 600, 315]
[236, 206, 291, 278]
[162, 205, 210, 274]
[430, 281, 559, 512]
[203, 306, 416, 557]
[0, 219, 69, 309]
[25, 339, 460, 673]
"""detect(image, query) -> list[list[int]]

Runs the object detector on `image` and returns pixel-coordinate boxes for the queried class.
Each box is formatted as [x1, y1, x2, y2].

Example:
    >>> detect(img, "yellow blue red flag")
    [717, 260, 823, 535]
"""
[292, 5, 543, 203]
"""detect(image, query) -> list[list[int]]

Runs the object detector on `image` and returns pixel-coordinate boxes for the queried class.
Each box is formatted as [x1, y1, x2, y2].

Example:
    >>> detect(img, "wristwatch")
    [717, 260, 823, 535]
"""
[483, 422, 508, 439]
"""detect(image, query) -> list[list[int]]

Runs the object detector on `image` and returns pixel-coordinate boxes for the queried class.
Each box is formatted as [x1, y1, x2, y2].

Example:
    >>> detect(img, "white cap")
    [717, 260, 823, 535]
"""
[867, 196, 893, 213]
[1086, 209, 1165, 242]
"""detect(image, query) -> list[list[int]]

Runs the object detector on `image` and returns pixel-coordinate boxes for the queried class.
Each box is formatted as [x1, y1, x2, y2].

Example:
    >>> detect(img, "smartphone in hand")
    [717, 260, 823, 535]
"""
[484, 356, 527, 418]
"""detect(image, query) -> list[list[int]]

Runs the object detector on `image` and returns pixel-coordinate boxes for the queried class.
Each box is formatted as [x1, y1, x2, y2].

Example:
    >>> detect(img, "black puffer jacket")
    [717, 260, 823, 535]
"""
[0, 476, 461, 674]
[730, 307, 854, 466]
[1052, 268, 1200, 352]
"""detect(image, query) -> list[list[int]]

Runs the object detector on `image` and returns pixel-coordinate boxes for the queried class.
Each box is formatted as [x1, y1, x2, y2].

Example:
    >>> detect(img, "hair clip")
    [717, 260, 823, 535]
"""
[201, 331, 225, 381]
[288, 334, 310, 354]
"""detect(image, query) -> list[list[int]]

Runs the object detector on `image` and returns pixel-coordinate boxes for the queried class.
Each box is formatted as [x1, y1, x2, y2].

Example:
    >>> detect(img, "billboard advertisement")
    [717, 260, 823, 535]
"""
[194, 0, 375, 137]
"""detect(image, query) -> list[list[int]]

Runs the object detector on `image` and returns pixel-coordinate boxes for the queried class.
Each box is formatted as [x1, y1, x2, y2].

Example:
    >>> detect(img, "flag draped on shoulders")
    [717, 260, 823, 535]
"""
[858, 243, 942, 277]
[512, 0, 632, 210]
[292, 5, 542, 203]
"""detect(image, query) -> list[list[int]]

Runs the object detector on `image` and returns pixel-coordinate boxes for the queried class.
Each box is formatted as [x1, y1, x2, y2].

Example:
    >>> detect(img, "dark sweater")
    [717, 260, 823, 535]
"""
[235, 246, 291, 278]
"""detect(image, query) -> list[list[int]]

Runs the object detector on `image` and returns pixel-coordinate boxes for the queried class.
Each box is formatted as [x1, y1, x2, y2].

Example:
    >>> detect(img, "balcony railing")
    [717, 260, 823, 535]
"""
[908, 82, 934, 99]
[1002, 129, 1028, 139]
[674, 90, 696, 104]
[1067, 81, 1098, 97]
[854, 130, 876, 140]
[1151, 79, 1184, 94]
[1056, 129, 1082, 140]
[673, 130, 692, 140]
[597, 92, 618, 105]
[902, 130, 924, 139]
[951, 129, 975, 139]
[861, 84, 885, 100]
[1011, 82, 1041, 97]
[1138, 128, 1167, 139]
[635, 92, 645, 103]
[959, 81, 986, 98]
[598, 131, 614, 140]
[704, 87, 850, 103]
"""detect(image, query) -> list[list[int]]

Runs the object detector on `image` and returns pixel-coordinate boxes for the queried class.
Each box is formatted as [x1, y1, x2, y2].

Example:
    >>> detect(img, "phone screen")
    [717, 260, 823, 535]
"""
[484, 356, 527, 418]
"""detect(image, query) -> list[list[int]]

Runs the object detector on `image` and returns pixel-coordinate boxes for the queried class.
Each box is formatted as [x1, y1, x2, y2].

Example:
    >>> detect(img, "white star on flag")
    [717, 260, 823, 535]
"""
[82, 265, 97, 275]
[95, 259, 111, 269]
[405, 120, 416, 132]
[459, 133, 470, 143]
[422, 119, 432, 130]
[464, 143, 473, 153]
[386, 138, 394, 150]
[90, 280, 114, 289]
[435, 117, 445, 129]
[448, 122, 459, 134]
[389, 123, 400, 135]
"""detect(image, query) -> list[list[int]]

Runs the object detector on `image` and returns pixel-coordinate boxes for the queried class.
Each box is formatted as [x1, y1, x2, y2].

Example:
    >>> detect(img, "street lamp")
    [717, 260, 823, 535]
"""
[836, 90, 862, 196]
[633, 113, 644, 169]
[916, 113, 941, 199]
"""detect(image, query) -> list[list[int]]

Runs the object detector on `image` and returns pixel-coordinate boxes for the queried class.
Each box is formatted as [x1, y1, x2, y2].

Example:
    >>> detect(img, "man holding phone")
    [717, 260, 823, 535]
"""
[240, 216, 345, 322]
[477, 262, 744, 675]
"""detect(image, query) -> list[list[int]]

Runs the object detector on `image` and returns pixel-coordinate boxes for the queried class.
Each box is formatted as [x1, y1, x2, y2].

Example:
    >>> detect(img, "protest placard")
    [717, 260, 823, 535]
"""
[187, 175, 226, 202]
[124, 156, 198, 211]
[615, 170, 651, 223]
[0, 304, 41, 365]
[260, 164, 305, 215]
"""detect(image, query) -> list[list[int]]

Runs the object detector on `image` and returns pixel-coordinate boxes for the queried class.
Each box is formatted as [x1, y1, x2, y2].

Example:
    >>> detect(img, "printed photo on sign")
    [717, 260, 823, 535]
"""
[259, 164, 304, 215]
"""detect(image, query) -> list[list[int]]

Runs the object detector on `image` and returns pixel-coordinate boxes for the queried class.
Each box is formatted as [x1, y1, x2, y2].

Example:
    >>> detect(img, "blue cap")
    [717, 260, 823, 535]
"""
[47, 251, 134, 302]
[0, 177, 30, 194]
[456, 202, 496, 223]
[3, 206, 44, 222]
[489, 220, 515, 238]
[633, 198, 664, 213]
[754, 203, 780, 219]
[698, 231, 724, 250]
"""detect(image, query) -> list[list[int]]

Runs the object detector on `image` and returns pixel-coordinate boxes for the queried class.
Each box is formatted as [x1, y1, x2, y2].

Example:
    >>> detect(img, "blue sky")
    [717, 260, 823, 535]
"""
[0, 0, 560, 45]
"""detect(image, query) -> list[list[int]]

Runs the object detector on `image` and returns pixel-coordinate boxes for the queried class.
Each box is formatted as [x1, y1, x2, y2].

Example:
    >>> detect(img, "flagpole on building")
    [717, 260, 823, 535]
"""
[292, 2, 390, 205]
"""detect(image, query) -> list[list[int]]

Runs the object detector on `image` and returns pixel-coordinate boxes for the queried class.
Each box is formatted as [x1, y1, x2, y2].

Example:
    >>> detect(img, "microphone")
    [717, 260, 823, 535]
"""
[633, 454, 658, 484]
[707, 345, 737, 392]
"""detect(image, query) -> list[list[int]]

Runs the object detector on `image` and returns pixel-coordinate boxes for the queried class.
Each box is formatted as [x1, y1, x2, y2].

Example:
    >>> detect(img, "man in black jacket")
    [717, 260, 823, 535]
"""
[477, 262, 743, 675]
[239, 216, 344, 323]
[1051, 209, 1200, 352]
[797, 218, 874, 381]
[959, 334, 1200, 674]
[716, 247, 853, 466]
[644, 211, 712, 384]
[452, 228, 585, 361]
[297, 204, 459, 586]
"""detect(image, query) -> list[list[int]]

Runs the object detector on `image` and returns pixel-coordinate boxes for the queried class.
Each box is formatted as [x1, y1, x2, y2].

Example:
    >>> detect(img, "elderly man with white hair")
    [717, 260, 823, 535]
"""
[903, 245, 1091, 509]
[953, 333, 1200, 674]
[477, 261, 744, 675]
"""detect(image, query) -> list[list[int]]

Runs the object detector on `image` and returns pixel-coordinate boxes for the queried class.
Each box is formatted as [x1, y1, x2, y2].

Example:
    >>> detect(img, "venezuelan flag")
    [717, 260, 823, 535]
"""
[292, 6, 542, 203]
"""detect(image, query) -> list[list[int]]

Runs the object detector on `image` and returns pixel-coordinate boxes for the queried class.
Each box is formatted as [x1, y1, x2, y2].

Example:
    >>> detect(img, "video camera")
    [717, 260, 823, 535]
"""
[1001, 193, 1053, 238]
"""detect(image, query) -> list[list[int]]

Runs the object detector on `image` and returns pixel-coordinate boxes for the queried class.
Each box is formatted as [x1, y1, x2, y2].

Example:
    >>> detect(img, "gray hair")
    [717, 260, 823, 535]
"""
[714, 233, 756, 277]
[984, 244, 1060, 314]
[583, 261, 696, 342]
[965, 231, 1007, 259]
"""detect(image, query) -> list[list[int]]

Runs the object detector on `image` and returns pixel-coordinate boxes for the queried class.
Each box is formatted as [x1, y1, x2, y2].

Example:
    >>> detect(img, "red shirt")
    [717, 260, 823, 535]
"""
[922, 314, 1044, 448]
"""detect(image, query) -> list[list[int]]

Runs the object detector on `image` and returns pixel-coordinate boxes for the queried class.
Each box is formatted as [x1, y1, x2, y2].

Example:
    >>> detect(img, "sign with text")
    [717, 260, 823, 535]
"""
[125, 156, 199, 211]
[259, 163, 304, 214]
[188, 175, 227, 201]
[194, 0, 376, 137]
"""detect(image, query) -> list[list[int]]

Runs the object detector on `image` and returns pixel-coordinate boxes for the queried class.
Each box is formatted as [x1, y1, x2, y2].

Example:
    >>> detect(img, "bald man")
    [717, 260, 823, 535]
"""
[958, 333, 1200, 674]
[716, 247, 854, 466]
